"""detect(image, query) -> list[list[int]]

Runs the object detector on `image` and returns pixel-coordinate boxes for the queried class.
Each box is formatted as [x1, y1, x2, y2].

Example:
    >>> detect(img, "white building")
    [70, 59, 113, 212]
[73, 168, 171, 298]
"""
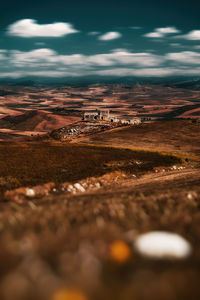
[83, 110, 141, 125]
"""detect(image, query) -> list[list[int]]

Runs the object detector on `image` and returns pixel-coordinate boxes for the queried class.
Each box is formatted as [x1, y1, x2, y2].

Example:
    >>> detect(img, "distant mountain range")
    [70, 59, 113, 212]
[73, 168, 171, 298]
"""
[1, 76, 200, 89]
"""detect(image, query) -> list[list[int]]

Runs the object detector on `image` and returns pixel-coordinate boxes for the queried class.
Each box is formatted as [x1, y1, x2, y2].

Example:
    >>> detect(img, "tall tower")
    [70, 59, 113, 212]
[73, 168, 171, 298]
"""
[107, 109, 110, 120]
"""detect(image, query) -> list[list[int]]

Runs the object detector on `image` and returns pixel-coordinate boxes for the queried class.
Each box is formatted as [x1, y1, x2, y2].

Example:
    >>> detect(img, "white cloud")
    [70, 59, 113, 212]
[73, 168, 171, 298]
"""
[1, 47, 200, 78]
[144, 27, 181, 38]
[7, 19, 79, 37]
[7, 48, 163, 68]
[10, 49, 57, 66]
[98, 31, 122, 41]
[88, 50, 163, 67]
[144, 32, 163, 38]
[95, 66, 200, 77]
[95, 67, 176, 77]
[157, 27, 180, 34]
[175, 30, 200, 40]
[167, 51, 200, 64]
[2, 67, 200, 79]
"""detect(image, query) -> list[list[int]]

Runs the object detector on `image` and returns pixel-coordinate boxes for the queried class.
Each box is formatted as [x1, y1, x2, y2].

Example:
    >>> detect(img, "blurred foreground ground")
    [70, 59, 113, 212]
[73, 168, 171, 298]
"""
[0, 120, 199, 300]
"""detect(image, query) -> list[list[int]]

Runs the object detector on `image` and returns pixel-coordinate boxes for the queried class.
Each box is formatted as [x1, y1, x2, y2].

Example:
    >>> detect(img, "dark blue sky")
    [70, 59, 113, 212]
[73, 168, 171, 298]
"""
[0, 0, 200, 79]
[1, 0, 200, 30]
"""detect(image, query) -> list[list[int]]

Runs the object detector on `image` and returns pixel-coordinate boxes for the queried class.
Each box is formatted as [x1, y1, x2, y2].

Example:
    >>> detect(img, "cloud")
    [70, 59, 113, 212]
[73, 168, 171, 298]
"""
[88, 31, 100, 36]
[166, 51, 200, 64]
[10, 49, 57, 66]
[88, 50, 163, 67]
[7, 19, 79, 37]
[95, 67, 178, 77]
[169, 43, 182, 47]
[175, 30, 200, 40]
[98, 32, 122, 41]
[1, 47, 200, 78]
[7, 48, 163, 68]
[0, 50, 7, 60]
[2, 67, 200, 79]
[144, 27, 181, 38]
[0, 48, 165, 79]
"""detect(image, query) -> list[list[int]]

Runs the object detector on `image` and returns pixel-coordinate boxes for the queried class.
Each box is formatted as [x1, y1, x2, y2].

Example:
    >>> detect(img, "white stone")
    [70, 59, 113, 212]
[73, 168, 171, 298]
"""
[134, 231, 192, 259]
[74, 183, 85, 192]
[187, 193, 193, 200]
[26, 188, 35, 197]
[135, 160, 142, 165]
[67, 185, 74, 192]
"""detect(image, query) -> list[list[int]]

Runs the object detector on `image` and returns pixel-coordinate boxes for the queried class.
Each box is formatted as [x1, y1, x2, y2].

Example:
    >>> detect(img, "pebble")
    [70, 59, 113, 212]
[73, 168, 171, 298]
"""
[25, 188, 35, 197]
[67, 185, 74, 192]
[74, 183, 85, 193]
[187, 193, 193, 200]
[134, 231, 192, 259]
[171, 165, 177, 170]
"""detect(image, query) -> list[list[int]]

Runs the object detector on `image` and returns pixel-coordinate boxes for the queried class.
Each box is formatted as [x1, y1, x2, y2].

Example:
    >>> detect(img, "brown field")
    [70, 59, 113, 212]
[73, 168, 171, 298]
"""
[76, 119, 200, 155]
[0, 141, 180, 191]
[0, 83, 200, 140]
[0, 117, 199, 300]
[0, 110, 80, 139]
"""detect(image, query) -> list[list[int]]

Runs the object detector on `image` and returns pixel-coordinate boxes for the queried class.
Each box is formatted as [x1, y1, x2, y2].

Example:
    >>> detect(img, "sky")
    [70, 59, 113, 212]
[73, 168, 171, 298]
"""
[0, 0, 200, 80]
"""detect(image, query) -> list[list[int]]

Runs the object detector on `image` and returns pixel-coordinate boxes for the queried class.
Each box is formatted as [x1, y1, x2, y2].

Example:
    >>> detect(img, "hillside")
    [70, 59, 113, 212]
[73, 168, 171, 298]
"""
[0, 127, 199, 300]
[75, 119, 200, 155]
[0, 110, 80, 132]
[0, 119, 199, 300]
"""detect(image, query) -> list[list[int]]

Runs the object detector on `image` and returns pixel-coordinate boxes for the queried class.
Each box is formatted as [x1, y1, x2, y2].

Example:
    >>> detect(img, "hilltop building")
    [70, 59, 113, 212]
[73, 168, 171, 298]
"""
[83, 109, 141, 125]
[83, 110, 110, 121]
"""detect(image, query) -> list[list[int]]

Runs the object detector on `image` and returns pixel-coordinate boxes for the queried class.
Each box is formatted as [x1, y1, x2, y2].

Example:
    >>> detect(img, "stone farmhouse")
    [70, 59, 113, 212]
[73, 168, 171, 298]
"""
[83, 110, 110, 121]
[83, 110, 141, 125]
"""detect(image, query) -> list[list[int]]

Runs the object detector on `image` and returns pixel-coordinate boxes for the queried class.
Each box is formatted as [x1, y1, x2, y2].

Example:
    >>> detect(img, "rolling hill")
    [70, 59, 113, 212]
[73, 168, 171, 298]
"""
[0, 110, 80, 132]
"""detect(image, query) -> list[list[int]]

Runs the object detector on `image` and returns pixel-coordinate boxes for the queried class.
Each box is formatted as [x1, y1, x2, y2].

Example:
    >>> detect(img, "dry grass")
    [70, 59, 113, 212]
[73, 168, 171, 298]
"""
[78, 120, 200, 156]
[0, 120, 199, 300]
[0, 141, 180, 192]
